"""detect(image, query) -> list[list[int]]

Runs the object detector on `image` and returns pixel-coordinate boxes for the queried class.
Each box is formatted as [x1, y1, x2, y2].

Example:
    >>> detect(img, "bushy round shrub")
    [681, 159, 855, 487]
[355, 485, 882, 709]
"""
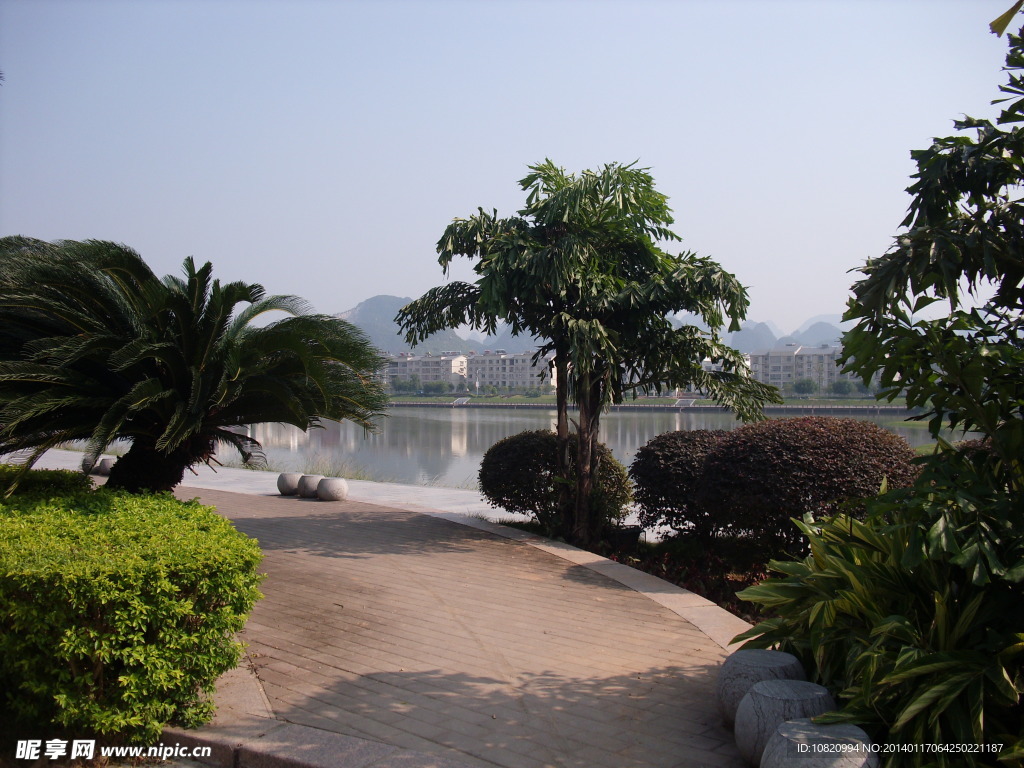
[629, 430, 728, 537]
[479, 430, 631, 535]
[0, 484, 263, 743]
[695, 417, 918, 557]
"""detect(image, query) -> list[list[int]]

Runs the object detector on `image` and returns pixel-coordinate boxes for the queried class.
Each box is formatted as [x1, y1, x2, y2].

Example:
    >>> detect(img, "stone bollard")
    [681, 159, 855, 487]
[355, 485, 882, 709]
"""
[297, 474, 324, 498]
[94, 457, 115, 476]
[761, 718, 878, 768]
[734, 679, 836, 766]
[277, 472, 303, 496]
[716, 648, 806, 729]
[317, 477, 349, 501]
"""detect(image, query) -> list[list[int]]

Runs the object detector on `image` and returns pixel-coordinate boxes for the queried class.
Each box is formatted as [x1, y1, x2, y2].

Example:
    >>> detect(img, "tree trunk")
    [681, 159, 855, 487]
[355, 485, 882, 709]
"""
[105, 439, 198, 494]
[554, 349, 574, 540]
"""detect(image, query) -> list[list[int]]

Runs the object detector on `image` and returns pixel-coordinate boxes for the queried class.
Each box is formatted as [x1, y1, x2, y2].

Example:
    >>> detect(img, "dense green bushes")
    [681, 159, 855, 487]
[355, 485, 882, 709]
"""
[737, 448, 1024, 764]
[479, 430, 632, 537]
[0, 475, 263, 743]
[630, 417, 918, 561]
[0, 464, 92, 498]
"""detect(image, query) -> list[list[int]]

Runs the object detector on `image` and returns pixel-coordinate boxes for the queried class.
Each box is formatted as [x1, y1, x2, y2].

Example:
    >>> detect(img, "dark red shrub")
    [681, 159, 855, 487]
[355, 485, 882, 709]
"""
[694, 417, 919, 558]
[628, 430, 728, 537]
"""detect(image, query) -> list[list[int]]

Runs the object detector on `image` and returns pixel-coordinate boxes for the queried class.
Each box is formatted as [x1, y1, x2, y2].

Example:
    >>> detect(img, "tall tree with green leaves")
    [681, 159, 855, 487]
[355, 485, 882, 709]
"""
[841, 25, 1024, 490]
[0, 237, 388, 493]
[398, 160, 778, 545]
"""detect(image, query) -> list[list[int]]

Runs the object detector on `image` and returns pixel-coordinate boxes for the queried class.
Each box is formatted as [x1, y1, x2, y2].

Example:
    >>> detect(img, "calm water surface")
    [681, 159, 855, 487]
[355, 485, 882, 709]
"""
[247, 407, 943, 489]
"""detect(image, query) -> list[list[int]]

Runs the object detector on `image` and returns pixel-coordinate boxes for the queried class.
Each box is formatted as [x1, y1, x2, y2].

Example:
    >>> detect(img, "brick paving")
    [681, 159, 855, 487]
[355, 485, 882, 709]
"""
[177, 487, 745, 768]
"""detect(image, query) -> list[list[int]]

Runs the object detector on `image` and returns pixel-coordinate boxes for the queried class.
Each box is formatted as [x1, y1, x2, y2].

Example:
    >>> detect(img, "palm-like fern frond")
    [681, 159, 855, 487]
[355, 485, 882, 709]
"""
[0, 237, 388, 493]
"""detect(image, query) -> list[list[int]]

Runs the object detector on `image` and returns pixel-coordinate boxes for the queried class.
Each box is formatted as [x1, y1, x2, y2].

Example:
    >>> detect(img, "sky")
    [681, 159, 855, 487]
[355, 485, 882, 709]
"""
[0, 0, 1015, 334]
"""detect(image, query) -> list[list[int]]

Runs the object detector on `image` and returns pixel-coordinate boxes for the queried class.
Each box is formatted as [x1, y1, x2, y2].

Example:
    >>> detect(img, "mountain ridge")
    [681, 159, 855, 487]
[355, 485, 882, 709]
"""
[339, 295, 849, 357]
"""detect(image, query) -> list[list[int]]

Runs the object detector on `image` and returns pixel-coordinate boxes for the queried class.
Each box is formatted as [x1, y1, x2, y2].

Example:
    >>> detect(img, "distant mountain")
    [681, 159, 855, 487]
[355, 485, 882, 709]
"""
[338, 294, 848, 358]
[728, 322, 777, 354]
[794, 321, 844, 347]
[339, 295, 541, 356]
[796, 314, 852, 335]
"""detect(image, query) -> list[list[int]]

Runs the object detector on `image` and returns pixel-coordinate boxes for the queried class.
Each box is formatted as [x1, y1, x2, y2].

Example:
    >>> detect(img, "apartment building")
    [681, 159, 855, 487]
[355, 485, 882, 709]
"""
[466, 350, 555, 391]
[385, 353, 468, 387]
[747, 344, 859, 391]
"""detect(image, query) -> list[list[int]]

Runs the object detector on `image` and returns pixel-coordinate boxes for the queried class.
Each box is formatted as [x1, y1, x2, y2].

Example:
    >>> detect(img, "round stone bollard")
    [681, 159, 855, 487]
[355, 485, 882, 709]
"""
[297, 474, 324, 498]
[317, 477, 349, 501]
[761, 718, 878, 768]
[277, 472, 303, 496]
[717, 649, 806, 729]
[94, 457, 115, 476]
[734, 679, 837, 766]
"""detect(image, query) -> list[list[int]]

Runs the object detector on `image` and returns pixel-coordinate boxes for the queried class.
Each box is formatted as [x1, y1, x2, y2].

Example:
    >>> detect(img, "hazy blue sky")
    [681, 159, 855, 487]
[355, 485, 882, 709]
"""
[0, 0, 1014, 333]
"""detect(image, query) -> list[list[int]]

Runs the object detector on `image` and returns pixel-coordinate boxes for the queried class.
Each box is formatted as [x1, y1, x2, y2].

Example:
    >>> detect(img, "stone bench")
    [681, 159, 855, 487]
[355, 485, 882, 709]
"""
[735, 679, 836, 765]
[717, 648, 806, 729]
[761, 718, 878, 768]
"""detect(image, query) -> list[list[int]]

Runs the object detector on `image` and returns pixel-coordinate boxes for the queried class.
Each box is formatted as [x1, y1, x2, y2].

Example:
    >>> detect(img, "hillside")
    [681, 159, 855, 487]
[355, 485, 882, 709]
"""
[338, 295, 847, 357]
[339, 295, 541, 356]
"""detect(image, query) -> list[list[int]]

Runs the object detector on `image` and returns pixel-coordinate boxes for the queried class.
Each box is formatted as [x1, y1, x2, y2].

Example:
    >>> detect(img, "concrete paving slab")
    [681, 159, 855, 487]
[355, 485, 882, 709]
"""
[24, 450, 751, 768]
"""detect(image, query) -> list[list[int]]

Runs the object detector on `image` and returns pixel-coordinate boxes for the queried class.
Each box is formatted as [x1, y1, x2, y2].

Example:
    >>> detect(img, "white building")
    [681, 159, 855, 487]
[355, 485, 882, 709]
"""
[748, 344, 860, 391]
[466, 350, 555, 392]
[385, 353, 467, 388]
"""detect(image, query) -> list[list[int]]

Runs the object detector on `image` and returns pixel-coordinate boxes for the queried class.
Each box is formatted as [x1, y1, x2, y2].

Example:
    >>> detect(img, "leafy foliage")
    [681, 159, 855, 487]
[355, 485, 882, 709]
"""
[736, 479, 1024, 765]
[628, 430, 727, 537]
[398, 160, 778, 545]
[740, 22, 1024, 765]
[695, 417, 918, 559]
[0, 238, 388, 493]
[478, 429, 632, 536]
[0, 464, 92, 498]
[0, 480, 263, 743]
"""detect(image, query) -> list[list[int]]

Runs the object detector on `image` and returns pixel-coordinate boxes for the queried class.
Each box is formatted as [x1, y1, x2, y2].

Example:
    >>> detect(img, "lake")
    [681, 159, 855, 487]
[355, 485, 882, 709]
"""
[243, 406, 943, 489]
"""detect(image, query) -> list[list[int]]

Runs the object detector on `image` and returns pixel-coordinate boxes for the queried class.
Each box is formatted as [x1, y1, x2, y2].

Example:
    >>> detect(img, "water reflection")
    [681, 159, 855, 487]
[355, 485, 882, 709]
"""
[245, 407, 950, 490]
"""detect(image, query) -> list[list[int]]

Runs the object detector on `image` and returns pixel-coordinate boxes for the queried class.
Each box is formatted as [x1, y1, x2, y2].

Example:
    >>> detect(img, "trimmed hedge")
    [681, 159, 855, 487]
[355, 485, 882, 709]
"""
[0, 482, 263, 743]
[478, 430, 632, 535]
[0, 464, 93, 498]
[695, 417, 918, 557]
[628, 430, 728, 537]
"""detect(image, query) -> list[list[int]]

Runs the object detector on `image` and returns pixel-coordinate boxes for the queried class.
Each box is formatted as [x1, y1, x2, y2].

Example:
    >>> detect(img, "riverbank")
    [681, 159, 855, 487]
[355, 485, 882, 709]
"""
[389, 398, 914, 415]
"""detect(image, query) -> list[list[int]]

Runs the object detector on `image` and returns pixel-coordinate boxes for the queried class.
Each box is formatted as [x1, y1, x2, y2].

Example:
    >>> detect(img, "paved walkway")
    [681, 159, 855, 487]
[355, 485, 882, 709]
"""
[32, 451, 749, 768]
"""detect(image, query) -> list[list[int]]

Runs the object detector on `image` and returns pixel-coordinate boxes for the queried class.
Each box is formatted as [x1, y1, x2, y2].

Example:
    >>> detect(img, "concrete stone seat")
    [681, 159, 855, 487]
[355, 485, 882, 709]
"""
[761, 718, 878, 768]
[277, 472, 302, 495]
[296, 474, 324, 498]
[716, 648, 806, 729]
[735, 679, 836, 765]
[317, 477, 349, 501]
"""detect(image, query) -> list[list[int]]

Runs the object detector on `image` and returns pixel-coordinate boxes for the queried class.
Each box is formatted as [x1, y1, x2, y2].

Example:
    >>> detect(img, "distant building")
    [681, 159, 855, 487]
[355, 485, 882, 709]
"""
[385, 353, 467, 388]
[747, 344, 859, 391]
[466, 349, 555, 391]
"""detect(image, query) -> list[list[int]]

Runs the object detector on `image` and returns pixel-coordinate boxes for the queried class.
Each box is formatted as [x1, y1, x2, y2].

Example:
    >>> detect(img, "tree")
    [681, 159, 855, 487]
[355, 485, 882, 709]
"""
[0, 238, 388, 493]
[397, 160, 779, 546]
[841, 27, 1024, 489]
[829, 379, 854, 396]
[793, 378, 818, 396]
[739, 21, 1024, 759]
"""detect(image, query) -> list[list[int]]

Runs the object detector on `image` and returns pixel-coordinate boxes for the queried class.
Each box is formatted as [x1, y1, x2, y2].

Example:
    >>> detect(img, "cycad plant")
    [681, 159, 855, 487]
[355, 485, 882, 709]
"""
[0, 237, 388, 493]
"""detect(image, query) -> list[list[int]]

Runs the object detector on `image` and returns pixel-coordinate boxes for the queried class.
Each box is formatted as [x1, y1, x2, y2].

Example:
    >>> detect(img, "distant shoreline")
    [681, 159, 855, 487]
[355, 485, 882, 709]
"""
[388, 400, 914, 415]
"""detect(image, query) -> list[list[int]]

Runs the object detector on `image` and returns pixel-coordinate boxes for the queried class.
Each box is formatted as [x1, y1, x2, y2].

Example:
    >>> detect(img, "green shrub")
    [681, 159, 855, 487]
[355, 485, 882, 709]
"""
[736, 449, 1024, 764]
[694, 417, 918, 559]
[628, 430, 727, 537]
[0, 463, 92, 498]
[478, 430, 632, 536]
[0, 486, 263, 743]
